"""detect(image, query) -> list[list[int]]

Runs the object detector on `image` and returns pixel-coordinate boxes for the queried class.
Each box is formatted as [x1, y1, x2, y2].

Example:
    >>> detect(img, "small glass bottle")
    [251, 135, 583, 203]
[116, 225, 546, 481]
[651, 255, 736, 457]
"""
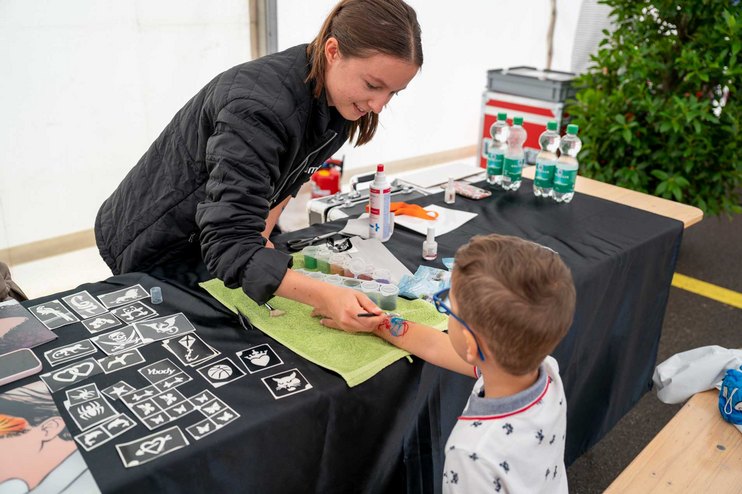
[444, 177, 456, 204]
[422, 227, 438, 260]
[150, 287, 163, 304]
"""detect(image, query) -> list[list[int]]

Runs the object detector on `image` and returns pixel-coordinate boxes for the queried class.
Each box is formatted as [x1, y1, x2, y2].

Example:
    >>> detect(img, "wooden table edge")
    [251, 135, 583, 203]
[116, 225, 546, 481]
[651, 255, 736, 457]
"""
[521, 167, 703, 229]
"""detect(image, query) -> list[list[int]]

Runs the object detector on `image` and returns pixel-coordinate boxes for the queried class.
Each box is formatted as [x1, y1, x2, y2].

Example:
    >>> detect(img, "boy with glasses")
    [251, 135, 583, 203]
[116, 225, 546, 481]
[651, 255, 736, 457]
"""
[372, 234, 576, 493]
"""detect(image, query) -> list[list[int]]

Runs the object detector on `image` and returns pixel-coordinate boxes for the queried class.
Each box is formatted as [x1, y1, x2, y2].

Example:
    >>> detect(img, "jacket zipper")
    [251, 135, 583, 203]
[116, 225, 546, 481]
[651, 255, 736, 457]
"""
[270, 131, 338, 204]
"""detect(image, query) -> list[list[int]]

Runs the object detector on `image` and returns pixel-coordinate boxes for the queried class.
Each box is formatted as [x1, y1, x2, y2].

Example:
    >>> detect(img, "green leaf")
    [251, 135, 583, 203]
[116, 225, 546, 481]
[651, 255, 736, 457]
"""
[622, 129, 632, 143]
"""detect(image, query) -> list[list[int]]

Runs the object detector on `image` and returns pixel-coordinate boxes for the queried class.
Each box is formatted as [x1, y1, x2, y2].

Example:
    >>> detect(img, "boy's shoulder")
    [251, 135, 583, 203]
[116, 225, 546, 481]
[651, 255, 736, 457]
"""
[542, 355, 562, 379]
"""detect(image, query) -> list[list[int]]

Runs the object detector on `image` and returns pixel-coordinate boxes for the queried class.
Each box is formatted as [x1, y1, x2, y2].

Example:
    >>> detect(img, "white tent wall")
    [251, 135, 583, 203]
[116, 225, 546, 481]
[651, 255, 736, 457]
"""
[0, 1, 252, 250]
[0, 0, 605, 252]
[277, 0, 600, 172]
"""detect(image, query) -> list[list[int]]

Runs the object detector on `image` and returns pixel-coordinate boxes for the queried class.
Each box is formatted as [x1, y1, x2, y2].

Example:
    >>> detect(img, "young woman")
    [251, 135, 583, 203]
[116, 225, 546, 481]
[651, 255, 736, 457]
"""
[95, 0, 422, 332]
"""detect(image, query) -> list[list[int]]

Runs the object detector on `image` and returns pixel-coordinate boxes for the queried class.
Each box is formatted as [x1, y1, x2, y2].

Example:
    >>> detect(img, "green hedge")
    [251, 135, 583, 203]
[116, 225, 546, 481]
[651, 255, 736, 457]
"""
[566, 0, 741, 216]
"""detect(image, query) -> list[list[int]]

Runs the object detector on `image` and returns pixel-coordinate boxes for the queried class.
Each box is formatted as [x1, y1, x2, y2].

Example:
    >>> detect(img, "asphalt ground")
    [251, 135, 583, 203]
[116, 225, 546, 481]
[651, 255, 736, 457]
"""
[566, 212, 742, 493]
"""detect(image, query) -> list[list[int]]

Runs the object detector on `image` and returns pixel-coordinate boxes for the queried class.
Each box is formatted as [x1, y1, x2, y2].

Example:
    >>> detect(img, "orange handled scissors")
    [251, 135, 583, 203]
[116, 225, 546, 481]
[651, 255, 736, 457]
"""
[365, 202, 439, 220]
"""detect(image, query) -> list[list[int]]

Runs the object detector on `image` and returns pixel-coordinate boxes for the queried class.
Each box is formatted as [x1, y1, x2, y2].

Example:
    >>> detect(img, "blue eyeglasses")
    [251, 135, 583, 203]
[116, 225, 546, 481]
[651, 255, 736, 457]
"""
[432, 288, 485, 362]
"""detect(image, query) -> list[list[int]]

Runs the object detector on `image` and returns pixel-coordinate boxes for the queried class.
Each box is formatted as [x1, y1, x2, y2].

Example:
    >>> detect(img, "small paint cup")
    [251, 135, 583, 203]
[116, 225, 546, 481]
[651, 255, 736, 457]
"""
[360, 281, 380, 304]
[315, 248, 332, 274]
[308, 271, 325, 281]
[358, 264, 375, 281]
[342, 278, 362, 290]
[378, 284, 399, 311]
[302, 246, 319, 270]
[349, 258, 367, 279]
[329, 253, 347, 275]
[373, 268, 392, 284]
[342, 257, 355, 278]
[325, 274, 343, 286]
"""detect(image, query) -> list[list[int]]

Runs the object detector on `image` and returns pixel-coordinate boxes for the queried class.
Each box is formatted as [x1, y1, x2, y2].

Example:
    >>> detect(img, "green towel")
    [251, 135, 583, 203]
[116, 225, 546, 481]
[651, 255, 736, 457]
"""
[199, 271, 447, 387]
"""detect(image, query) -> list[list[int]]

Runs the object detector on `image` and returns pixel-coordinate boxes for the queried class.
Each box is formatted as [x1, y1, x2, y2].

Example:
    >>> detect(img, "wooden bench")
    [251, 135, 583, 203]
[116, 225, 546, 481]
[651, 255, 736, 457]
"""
[604, 389, 742, 493]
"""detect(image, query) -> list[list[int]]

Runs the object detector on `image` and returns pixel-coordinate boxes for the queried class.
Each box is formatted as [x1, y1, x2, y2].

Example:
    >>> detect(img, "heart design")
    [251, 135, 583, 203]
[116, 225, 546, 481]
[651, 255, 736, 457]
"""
[135, 435, 171, 456]
[250, 355, 270, 367]
[53, 362, 94, 382]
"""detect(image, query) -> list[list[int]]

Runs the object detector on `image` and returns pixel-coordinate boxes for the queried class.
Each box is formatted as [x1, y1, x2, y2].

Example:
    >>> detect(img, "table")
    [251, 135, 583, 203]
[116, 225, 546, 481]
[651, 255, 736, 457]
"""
[15, 272, 424, 493]
[300, 176, 693, 477]
[12, 175, 699, 493]
[604, 389, 742, 493]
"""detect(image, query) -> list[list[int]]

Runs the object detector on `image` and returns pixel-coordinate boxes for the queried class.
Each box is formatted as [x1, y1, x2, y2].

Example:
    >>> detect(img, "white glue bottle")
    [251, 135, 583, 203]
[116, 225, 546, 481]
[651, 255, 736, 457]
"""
[369, 164, 392, 242]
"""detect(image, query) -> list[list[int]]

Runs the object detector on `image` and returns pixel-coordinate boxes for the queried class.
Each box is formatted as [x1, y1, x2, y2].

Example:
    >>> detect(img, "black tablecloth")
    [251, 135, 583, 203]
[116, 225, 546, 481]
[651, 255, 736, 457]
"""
[17, 178, 683, 493]
[20, 273, 425, 493]
[277, 178, 684, 482]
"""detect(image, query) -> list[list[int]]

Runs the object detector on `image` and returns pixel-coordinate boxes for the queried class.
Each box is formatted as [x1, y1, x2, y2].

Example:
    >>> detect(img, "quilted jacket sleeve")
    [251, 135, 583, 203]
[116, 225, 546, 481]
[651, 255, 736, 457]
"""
[195, 98, 295, 305]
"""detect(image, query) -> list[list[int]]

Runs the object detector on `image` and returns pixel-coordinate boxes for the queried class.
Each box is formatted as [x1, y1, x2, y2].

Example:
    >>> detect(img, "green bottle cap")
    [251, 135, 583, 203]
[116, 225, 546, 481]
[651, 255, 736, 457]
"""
[547, 121, 557, 131]
[497, 112, 507, 121]
[514, 117, 523, 125]
[567, 124, 579, 135]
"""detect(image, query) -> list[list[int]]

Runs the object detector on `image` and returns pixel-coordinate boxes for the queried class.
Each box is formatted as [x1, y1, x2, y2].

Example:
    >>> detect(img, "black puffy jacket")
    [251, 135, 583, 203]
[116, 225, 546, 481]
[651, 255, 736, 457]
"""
[95, 44, 349, 304]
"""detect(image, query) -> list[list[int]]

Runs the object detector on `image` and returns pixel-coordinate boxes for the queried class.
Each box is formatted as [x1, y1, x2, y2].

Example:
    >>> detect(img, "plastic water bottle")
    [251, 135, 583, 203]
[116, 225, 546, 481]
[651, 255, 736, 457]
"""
[486, 112, 509, 187]
[533, 121, 560, 197]
[553, 124, 582, 203]
[368, 164, 392, 241]
[502, 116, 527, 191]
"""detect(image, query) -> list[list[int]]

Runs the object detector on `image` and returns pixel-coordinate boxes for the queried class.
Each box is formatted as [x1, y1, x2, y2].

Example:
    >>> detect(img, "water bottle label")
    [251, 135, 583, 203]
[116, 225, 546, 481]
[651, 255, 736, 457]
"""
[486, 153, 504, 176]
[553, 168, 577, 193]
[503, 158, 522, 180]
[534, 160, 556, 187]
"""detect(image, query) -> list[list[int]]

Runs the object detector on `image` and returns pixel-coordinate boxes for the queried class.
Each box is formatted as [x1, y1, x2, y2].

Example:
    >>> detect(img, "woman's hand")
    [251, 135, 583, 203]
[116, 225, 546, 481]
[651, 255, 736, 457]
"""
[276, 269, 386, 332]
[310, 285, 386, 333]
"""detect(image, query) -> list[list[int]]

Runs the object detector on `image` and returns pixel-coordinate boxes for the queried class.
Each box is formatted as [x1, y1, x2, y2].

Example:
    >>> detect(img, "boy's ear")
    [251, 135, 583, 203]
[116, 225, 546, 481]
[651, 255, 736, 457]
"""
[461, 330, 481, 364]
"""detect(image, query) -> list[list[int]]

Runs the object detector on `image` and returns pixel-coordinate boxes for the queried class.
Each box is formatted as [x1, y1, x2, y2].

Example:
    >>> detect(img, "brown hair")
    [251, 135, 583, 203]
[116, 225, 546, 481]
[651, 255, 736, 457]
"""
[306, 0, 423, 146]
[452, 234, 576, 375]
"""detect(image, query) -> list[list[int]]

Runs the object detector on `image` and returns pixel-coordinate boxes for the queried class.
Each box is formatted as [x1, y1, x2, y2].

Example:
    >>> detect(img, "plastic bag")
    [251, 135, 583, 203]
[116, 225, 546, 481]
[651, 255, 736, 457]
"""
[398, 265, 451, 301]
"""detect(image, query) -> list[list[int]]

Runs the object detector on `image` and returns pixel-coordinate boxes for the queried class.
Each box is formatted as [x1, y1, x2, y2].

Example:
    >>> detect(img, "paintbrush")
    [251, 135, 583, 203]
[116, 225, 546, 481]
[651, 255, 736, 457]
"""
[264, 302, 286, 317]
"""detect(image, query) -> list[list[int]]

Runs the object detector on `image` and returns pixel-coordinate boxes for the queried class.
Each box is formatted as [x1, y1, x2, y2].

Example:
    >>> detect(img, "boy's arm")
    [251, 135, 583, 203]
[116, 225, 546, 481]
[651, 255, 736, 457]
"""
[374, 320, 475, 377]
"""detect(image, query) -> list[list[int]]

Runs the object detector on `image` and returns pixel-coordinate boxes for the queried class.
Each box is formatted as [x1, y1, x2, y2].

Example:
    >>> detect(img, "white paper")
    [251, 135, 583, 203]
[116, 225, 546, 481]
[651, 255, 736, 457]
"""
[347, 237, 413, 285]
[341, 216, 370, 239]
[393, 205, 477, 237]
[394, 161, 484, 189]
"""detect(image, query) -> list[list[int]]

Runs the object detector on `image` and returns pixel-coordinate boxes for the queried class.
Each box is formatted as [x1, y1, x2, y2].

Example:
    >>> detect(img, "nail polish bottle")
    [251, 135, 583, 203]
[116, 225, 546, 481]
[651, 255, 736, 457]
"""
[422, 227, 438, 260]
[444, 177, 456, 204]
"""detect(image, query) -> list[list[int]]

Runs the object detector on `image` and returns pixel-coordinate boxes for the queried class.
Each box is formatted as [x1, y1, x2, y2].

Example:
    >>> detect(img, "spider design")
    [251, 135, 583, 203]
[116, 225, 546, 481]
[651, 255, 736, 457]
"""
[77, 401, 105, 421]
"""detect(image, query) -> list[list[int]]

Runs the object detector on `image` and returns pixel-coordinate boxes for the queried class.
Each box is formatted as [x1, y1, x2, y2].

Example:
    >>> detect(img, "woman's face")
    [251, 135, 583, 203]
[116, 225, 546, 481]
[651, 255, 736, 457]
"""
[323, 38, 419, 121]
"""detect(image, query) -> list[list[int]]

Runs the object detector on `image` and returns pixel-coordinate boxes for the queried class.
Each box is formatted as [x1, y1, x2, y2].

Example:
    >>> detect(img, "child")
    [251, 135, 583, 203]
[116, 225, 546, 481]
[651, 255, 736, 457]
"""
[374, 234, 576, 493]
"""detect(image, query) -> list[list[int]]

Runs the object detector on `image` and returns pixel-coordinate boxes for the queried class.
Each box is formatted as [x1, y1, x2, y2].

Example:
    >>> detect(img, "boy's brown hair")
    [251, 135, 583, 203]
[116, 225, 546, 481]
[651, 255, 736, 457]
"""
[306, 0, 423, 146]
[452, 234, 576, 375]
